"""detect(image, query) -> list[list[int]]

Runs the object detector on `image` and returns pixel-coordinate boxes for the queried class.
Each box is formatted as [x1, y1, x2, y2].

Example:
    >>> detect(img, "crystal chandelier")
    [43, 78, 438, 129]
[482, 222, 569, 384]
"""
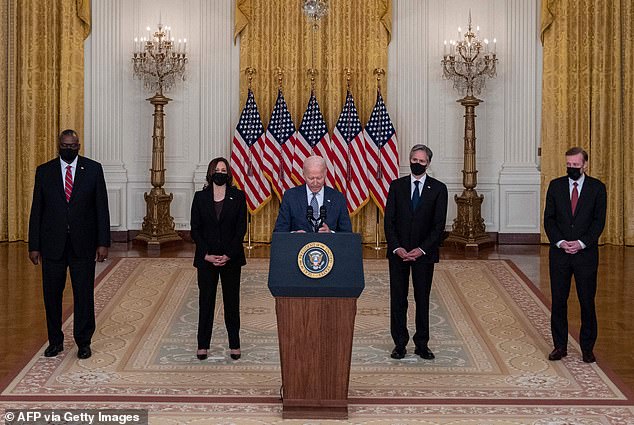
[303, 0, 329, 26]
[132, 23, 187, 95]
[441, 12, 497, 97]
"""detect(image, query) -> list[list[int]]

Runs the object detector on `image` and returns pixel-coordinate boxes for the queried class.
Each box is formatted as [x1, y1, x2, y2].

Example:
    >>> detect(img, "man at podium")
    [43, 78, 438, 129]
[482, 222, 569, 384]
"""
[274, 156, 351, 233]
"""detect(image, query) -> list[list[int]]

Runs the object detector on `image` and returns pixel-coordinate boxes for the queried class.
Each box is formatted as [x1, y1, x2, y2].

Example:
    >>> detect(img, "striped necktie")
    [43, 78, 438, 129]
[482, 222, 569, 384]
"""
[310, 193, 319, 219]
[64, 165, 73, 202]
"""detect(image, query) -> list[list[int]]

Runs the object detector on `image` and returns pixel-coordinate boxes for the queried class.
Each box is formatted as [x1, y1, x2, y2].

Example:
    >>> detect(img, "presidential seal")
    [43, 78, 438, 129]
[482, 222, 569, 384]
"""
[297, 242, 334, 279]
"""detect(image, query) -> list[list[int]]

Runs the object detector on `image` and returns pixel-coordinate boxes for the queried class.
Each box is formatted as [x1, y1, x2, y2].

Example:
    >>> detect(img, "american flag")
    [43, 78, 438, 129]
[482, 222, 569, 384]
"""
[230, 88, 272, 213]
[331, 90, 369, 215]
[364, 90, 399, 213]
[291, 92, 335, 187]
[262, 89, 297, 200]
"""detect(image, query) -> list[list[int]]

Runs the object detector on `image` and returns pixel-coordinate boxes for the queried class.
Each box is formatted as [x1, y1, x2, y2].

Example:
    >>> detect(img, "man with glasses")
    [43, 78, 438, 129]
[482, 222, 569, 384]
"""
[28, 129, 111, 360]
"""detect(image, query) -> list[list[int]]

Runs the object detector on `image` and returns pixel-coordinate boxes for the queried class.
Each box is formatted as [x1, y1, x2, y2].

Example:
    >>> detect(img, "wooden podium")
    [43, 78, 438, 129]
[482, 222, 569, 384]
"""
[268, 233, 365, 419]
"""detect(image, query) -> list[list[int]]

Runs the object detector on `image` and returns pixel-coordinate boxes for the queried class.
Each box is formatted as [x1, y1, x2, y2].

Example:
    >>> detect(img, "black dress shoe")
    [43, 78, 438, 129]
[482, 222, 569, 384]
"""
[414, 346, 435, 360]
[548, 347, 567, 361]
[390, 346, 406, 359]
[77, 345, 92, 359]
[196, 349, 208, 360]
[582, 351, 596, 363]
[230, 349, 241, 360]
[44, 344, 63, 357]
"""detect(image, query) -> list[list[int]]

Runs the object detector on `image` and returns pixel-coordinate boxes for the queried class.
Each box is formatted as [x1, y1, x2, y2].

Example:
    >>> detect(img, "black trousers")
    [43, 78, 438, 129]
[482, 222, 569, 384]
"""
[549, 247, 599, 352]
[41, 236, 96, 347]
[196, 264, 241, 350]
[389, 257, 435, 349]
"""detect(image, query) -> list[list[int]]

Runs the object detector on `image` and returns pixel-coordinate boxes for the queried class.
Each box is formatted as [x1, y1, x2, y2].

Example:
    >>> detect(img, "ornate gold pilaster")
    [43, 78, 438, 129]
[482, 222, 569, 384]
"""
[445, 95, 493, 253]
[135, 93, 181, 247]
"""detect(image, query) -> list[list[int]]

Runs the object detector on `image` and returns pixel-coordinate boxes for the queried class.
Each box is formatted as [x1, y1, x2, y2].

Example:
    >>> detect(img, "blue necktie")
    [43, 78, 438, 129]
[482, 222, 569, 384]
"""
[310, 193, 319, 219]
[412, 180, 421, 210]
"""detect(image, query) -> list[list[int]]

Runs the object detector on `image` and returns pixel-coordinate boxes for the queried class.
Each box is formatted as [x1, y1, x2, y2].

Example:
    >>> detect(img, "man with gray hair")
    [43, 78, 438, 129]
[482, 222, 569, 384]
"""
[274, 155, 351, 233]
[384, 144, 448, 360]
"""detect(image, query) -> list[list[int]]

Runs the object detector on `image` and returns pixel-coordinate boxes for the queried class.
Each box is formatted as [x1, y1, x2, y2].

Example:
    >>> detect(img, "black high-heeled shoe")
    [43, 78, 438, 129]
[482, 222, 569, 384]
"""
[196, 349, 208, 360]
[229, 349, 241, 360]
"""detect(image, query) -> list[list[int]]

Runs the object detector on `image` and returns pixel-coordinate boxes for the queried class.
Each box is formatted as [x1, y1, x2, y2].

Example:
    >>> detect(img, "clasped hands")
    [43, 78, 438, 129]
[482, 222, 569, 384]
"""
[395, 247, 423, 262]
[204, 254, 230, 267]
[560, 240, 582, 255]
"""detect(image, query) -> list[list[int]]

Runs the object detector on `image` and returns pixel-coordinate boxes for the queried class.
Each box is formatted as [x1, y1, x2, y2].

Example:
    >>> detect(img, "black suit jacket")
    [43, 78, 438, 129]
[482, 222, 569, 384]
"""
[384, 175, 448, 263]
[28, 156, 111, 260]
[544, 175, 607, 249]
[190, 185, 247, 268]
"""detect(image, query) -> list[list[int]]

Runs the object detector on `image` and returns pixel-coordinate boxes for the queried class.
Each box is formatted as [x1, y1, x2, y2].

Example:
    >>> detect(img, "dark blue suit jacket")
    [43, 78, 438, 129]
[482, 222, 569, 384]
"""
[273, 185, 352, 232]
[28, 156, 111, 260]
[384, 175, 448, 263]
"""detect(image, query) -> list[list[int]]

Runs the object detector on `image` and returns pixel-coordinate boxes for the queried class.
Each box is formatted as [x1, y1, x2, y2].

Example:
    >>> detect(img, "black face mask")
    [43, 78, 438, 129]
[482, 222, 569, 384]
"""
[208, 172, 229, 186]
[410, 162, 427, 176]
[567, 167, 582, 181]
[59, 148, 78, 163]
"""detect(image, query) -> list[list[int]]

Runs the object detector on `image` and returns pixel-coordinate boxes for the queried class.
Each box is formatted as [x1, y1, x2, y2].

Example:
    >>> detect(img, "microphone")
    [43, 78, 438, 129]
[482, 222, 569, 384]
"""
[319, 205, 327, 222]
[306, 205, 314, 222]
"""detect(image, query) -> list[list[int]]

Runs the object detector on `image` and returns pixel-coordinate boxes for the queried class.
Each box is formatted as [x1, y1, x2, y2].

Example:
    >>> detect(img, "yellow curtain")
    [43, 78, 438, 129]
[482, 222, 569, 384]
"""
[235, 0, 391, 243]
[540, 0, 633, 245]
[0, 0, 90, 242]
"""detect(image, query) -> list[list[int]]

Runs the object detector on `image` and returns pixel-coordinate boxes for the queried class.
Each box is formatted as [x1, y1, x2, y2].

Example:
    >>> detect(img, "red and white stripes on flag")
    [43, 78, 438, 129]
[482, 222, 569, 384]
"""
[364, 90, 399, 214]
[331, 90, 369, 215]
[230, 88, 272, 213]
[262, 89, 297, 200]
[291, 92, 335, 187]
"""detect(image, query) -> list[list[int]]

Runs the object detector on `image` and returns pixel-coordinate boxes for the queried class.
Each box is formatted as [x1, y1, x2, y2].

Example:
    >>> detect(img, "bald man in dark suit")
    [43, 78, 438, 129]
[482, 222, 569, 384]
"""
[544, 146, 606, 364]
[28, 129, 111, 360]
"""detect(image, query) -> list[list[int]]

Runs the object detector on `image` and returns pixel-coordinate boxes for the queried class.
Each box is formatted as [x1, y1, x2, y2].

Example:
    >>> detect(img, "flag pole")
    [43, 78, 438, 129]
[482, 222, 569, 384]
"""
[372, 69, 386, 251]
[245, 212, 254, 250]
[373, 205, 384, 250]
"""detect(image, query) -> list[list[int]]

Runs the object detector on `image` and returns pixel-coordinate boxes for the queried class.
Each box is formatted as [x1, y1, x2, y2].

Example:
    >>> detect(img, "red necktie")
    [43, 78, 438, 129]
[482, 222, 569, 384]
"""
[571, 182, 578, 215]
[64, 165, 73, 202]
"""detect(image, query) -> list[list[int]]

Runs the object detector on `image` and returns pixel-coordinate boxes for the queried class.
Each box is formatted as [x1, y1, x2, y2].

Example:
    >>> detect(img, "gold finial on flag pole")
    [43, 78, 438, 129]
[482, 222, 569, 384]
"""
[344, 68, 352, 91]
[246, 67, 256, 89]
[307, 68, 318, 93]
[373, 68, 385, 94]
[276, 67, 284, 89]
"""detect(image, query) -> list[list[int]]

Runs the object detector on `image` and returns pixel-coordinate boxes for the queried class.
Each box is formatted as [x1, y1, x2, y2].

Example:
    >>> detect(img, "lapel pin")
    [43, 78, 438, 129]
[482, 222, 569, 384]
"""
[80, 166, 85, 170]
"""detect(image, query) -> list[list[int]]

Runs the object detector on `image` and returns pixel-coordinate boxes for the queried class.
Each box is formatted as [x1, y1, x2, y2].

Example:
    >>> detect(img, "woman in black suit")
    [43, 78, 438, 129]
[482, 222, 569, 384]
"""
[191, 157, 247, 360]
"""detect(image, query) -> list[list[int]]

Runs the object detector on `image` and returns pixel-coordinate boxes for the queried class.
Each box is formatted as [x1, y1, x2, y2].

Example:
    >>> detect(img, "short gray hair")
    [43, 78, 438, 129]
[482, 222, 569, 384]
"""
[409, 144, 433, 161]
[302, 155, 326, 173]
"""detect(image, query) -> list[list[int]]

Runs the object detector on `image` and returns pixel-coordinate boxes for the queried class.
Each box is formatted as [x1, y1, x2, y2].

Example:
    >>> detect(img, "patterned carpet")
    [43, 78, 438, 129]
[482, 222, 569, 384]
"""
[2, 258, 634, 423]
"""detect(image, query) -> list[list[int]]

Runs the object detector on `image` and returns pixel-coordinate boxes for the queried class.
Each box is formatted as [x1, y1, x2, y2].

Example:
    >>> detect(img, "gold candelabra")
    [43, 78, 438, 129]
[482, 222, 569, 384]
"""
[132, 22, 188, 248]
[441, 12, 498, 254]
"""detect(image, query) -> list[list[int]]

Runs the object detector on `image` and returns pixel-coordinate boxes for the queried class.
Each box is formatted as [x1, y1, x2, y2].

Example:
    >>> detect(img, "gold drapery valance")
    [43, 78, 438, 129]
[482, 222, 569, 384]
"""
[0, 0, 90, 241]
[234, 0, 392, 243]
[540, 0, 633, 245]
